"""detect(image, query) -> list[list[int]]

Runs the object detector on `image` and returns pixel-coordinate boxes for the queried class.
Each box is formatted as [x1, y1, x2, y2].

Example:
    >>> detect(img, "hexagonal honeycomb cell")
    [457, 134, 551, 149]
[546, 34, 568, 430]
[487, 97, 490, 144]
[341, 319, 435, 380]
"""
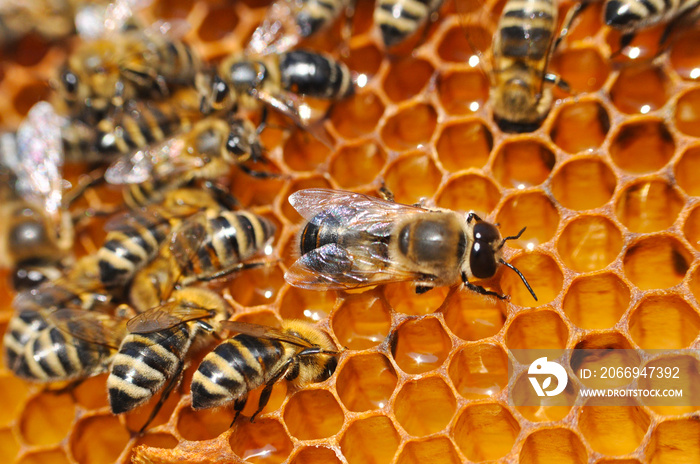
[2, 0, 700, 462]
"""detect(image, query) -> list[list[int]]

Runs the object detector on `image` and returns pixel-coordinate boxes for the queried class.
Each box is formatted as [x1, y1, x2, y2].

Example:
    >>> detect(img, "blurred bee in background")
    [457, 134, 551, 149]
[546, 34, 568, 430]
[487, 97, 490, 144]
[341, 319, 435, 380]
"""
[107, 209, 276, 432]
[247, 0, 355, 56]
[190, 320, 339, 422]
[374, 0, 445, 48]
[285, 188, 538, 300]
[56, 0, 204, 124]
[457, 0, 584, 132]
[200, 49, 353, 143]
[0, 0, 86, 46]
[3, 255, 130, 383]
[603, 0, 700, 50]
[0, 102, 100, 291]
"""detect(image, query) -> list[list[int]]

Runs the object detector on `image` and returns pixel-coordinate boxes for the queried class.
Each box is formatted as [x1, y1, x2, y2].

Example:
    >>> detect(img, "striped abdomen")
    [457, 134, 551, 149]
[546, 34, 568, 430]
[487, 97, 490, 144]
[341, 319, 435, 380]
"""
[296, 0, 346, 37]
[374, 0, 444, 47]
[497, 0, 557, 60]
[190, 334, 287, 410]
[107, 324, 192, 413]
[279, 50, 354, 99]
[97, 206, 175, 286]
[172, 211, 276, 281]
[4, 309, 112, 381]
[604, 0, 689, 29]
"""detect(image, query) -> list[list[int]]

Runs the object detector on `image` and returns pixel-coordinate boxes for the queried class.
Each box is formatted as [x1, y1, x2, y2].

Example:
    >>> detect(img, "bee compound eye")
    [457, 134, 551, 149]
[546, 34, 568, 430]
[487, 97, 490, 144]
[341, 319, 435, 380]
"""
[61, 70, 79, 94]
[470, 241, 498, 279]
[226, 132, 246, 156]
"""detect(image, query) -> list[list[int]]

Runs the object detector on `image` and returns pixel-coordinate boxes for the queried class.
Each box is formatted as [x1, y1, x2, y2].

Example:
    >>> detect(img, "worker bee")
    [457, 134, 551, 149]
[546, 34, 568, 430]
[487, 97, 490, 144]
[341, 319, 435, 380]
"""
[96, 188, 222, 288]
[107, 210, 276, 431]
[457, 0, 582, 132]
[107, 286, 231, 432]
[603, 0, 700, 49]
[57, 5, 203, 124]
[246, 0, 355, 55]
[104, 115, 270, 210]
[190, 320, 339, 422]
[0, 102, 81, 291]
[3, 255, 129, 382]
[61, 87, 203, 164]
[374, 0, 445, 48]
[200, 49, 353, 138]
[285, 188, 538, 301]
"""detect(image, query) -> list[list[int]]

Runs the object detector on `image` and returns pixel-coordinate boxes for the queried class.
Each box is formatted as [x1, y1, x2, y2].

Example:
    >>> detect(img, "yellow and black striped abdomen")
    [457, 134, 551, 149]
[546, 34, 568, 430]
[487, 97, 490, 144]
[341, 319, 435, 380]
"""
[497, 0, 557, 61]
[190, 334, 287, 410]
[172, 210, 275, 281]
[107, 324, 192, 414]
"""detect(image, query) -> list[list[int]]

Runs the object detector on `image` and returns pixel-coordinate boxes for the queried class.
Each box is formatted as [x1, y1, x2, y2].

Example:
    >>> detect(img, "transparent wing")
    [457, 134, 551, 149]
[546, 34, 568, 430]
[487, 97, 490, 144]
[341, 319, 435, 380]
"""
[219, 321, 315, 348]
[75, 0, 152, 39]
[253, 88, 334, 148]
[126, 300, 215, 334]
[454, 0, 495, 81]
[104, 136, 189, 184]
[104, 203, 184, 233]
[246, 0, 305, 56]
[50, 309, 129, 348]
[166, 212, 209, 274]
[284, 242, 424, 290]
[289, 188, 424, 234]
[12, 101, 66, 217]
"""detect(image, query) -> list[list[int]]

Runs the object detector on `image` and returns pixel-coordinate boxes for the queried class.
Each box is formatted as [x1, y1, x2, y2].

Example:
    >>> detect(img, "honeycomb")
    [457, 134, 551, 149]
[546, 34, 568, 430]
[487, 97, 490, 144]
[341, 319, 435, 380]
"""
[1, 0, 700, 462]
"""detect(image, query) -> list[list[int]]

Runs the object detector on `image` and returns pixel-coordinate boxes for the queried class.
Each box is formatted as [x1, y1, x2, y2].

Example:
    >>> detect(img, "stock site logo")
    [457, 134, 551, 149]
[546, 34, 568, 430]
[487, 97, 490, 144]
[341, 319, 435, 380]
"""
[528, 357, 568, 397]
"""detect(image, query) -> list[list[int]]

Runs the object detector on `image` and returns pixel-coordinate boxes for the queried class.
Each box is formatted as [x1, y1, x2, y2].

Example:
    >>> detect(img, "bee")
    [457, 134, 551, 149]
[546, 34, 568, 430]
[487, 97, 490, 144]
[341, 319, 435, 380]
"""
[3, 255, 129, 382]
[107, 209, 276, 431]
[603, 0, 700, 49]
[0, 102, 80, 291]
[458, 0, 581, 132]
[246, 0, 355, 56]
[57, 9, 203, 123]
[190, 320, 339, 422]
[201, 49, 353, 136]
[374, 0, 445, 48]
[0, 0, 79, 46]
[96, 188, 222, 288]
[61, 87, 203, 164]
[104, 115, 269, 210]
[107, 286, 231, 432]
[285, 189, 538, 300]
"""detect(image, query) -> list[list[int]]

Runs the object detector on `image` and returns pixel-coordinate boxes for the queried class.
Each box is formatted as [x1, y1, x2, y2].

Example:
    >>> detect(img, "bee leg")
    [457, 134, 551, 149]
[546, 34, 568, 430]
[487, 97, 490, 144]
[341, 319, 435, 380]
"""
[237, 163, 280, 179]
[610, 32, 636, 58]
[196, 259, 278, 282]
[552, 1, 591, 51]
[415, 285, 432, 294]
[466, 213, 483, 224]
[138, 361, 185, 435]
[63, 167, 107, 207]
[230, 397, 248, 427]
[202, 180, 240, 210]
[338, 0, 357, 57]
[543, 73, 571, 93]
[250, 358, 295, 422]
[462, 272, 508, 300]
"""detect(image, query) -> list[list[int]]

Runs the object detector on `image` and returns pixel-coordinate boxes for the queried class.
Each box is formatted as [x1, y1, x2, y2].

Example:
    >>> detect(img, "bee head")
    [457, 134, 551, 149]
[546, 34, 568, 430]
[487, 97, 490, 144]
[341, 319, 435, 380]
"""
[59, 68, 80, 100]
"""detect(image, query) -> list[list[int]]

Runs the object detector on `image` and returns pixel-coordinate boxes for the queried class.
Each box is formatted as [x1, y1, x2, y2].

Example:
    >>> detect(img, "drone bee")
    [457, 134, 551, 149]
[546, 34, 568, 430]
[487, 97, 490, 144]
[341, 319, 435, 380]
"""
[285, 189, 538, 301]
[457, 0, 582, 132]
[0, 102, 85, 291]
[201, 49, 353, 136]
[3, 255, 128, 382]
[246, 0, 354, 55]
[107, 210, 276, 431]
[190, 320, 339, 422]
[603, 0, 700, 49]
[96, 188, 222, 288]
[374, 0, 445, 48]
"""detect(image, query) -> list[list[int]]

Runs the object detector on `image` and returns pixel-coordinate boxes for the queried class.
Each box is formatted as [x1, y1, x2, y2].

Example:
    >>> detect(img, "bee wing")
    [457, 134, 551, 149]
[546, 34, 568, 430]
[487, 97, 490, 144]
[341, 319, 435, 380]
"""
[454, 0, 495, 80]
[246, 0, 304, 56]
[219, 321, 316, 348]
[166, 212, 209, 273]
[11, 101, 66, 218]
[289, 188, 424, 232]
[104, 136, 190, 184]
[285, 242, 424, 290]
[252, 89, 334, 148]
[75, 0, 152, 39]
[126, 300, 215, 334]
[50, 309, 129, 349]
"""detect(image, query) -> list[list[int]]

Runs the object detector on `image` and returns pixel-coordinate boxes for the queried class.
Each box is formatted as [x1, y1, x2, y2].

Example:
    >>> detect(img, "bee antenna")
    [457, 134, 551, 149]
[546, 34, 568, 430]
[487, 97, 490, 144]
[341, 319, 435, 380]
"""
[498, 227, 527, 250]
[499, 259, 537, 302]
